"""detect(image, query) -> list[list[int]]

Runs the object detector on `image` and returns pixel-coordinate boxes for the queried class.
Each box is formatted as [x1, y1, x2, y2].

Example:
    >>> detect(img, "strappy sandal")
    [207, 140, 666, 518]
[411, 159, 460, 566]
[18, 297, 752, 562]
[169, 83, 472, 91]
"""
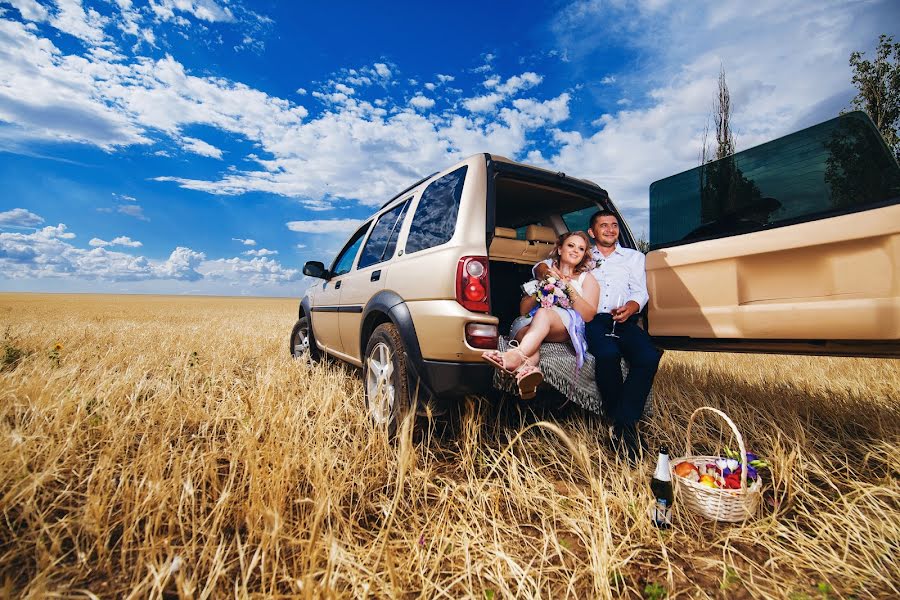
[505, 342, 543, 400]
[515, 362, 543, 400]
[482, 349, 516, 375]
[482, 340, 527, 376]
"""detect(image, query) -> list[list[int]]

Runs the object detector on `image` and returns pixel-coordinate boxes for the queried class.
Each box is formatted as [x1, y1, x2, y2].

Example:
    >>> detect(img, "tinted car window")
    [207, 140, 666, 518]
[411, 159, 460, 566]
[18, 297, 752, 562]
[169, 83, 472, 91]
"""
[562, 207, 598, 234]
[357, 199, 410, 269]
[405, 166, 468, 254]
[649, 111, 900, 249]
[331, 223, 370, 276]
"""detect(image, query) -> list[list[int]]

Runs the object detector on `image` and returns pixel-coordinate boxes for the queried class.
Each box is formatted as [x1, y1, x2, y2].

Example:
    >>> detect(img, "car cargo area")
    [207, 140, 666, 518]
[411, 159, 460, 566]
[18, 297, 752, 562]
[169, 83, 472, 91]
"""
[486, 172, 607, 337]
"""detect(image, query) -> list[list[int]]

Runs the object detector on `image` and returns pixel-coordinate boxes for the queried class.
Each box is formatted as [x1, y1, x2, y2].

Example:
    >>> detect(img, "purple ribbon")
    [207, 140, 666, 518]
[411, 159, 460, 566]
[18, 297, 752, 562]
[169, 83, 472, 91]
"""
[529, 305, 588, 375]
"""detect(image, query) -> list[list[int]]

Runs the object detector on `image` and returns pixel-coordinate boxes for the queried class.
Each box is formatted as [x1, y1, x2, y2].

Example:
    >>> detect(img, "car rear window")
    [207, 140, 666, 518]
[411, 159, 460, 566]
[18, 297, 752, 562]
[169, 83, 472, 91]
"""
[404, 166, 468, 254]
[649, 111, 900, 249]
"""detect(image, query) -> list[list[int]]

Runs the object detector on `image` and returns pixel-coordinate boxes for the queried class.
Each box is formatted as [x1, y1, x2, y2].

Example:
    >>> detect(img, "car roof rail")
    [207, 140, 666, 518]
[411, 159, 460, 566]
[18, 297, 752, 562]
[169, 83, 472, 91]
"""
[380, 171, 439, 208]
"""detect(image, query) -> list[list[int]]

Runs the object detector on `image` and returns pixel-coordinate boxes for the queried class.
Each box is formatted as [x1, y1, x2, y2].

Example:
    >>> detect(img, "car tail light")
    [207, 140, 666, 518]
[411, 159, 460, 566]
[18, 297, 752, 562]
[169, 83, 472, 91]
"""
[456, 256, 490, 313]
[465, 323, 498, 349]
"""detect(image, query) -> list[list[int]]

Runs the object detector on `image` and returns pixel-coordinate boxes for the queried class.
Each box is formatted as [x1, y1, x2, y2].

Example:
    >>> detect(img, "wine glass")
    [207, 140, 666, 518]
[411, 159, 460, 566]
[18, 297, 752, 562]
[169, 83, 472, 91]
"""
[607, 294, 624, 338]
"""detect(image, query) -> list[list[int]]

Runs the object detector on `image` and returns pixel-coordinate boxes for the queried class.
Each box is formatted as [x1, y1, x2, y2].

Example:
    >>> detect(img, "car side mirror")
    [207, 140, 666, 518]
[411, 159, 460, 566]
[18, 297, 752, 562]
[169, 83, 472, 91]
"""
[303, 261, 330, 280]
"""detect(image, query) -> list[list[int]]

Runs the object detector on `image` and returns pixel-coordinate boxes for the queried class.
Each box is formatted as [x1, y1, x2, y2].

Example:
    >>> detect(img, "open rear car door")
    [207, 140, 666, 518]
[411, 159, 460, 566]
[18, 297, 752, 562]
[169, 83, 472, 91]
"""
[645, 112, 900, 358]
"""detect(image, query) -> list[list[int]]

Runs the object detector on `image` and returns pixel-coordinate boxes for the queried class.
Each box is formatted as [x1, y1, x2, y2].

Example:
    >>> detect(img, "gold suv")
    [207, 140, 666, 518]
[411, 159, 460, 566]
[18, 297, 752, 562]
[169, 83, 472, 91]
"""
[291, 112, 899, 433]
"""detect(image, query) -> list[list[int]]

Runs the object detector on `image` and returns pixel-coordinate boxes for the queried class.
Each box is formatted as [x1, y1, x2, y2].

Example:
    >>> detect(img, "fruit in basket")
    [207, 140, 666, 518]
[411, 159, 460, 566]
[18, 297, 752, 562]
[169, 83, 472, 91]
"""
[698, 474, 718, 488]
[674, 462, 699, 479]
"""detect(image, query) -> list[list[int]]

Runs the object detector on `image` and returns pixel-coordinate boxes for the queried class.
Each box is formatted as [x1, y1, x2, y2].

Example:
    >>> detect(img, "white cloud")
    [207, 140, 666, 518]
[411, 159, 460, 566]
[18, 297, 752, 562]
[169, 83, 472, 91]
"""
[0, 208, 44, 228]
[232, 237, 256, 245]
[89, 236, 142, 247]
[117, 204, 149, 220]
[7, 0, 49, 22]
[149, 0, 235, 23]
[373, 62, 391, 79]
[334, 82, 354, 95]
[51, 0, 110, 46]
[243, 248, 277, 256]
[286, 219, 362, 234]
[495, 72, 542, 95]
[0, 221, 307, 291]
[203, 255, 300, 285]
[436, 74, 455, 83]
[600, 75, 616, 84]
[463, 93, 504, 113]
[43, 224, 75, 239]
[0, 19, 150, 149]
[409, 94, 435, 110]
[180, 136, 224, 159]
[153, 246, 205, 280]
[296, 87, 307, 95]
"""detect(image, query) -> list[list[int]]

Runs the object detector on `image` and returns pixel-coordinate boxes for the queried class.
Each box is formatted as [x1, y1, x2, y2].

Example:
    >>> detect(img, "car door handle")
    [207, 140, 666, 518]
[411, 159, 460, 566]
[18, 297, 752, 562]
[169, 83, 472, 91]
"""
[370, 270, 381, 282]
[335, 280, 342, 289]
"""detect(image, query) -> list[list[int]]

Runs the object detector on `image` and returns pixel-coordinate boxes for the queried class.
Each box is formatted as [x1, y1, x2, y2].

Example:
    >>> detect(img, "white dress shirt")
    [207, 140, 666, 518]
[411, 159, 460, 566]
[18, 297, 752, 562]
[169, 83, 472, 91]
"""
[536, 244, 649, 315]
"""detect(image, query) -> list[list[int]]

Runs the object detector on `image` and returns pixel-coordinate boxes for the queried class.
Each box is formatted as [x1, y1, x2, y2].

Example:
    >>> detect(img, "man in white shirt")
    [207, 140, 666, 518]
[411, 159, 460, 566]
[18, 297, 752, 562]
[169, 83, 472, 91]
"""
[535, 210, 661, 461]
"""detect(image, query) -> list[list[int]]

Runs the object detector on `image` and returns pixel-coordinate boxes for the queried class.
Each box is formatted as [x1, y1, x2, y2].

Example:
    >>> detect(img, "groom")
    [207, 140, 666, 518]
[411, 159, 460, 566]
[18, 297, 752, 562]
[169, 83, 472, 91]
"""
[535, 210, 662, 461]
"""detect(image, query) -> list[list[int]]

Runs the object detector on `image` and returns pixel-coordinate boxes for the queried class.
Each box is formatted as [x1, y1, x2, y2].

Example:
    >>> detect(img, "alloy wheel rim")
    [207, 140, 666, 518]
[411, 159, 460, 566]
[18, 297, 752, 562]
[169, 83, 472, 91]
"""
[366, 341, 395, 425]
[293, 326, 310, 358]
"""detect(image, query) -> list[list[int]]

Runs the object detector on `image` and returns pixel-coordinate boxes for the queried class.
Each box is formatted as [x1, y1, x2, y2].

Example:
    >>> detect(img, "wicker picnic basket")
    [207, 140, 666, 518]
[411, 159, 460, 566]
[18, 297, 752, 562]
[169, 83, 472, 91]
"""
[673, 407, 763, 522]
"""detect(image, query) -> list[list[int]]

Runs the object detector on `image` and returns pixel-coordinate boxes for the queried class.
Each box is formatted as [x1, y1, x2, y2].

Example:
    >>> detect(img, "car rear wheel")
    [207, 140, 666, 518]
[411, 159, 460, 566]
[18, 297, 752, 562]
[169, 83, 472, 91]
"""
[364, 323, 411, 436]
[290, 316, 320, 362]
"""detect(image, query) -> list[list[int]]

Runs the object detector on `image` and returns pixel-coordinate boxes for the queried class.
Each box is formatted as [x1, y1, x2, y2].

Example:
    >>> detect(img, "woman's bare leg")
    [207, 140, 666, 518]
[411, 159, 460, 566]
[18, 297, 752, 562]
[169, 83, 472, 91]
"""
[503, 308, 567, 369]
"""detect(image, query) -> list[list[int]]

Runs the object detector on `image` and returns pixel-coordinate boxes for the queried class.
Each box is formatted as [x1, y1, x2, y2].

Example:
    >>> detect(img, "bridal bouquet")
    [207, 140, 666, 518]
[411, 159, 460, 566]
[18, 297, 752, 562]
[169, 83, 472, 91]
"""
[534, 276, 573, 309]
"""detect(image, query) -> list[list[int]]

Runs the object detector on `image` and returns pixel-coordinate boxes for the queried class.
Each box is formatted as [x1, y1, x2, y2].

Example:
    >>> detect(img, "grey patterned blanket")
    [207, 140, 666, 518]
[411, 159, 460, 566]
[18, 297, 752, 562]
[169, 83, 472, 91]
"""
[492, 336, 654, 418]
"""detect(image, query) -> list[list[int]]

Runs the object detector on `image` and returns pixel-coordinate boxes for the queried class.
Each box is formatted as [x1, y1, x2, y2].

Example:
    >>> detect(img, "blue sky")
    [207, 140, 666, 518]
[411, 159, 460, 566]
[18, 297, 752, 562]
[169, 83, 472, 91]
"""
[1, 0, 897, 296]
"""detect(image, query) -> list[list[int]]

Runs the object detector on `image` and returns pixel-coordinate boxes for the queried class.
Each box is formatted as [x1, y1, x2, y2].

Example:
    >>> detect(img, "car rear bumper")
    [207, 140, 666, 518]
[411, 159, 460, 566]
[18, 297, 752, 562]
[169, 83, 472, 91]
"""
[420, 359, 494, 396]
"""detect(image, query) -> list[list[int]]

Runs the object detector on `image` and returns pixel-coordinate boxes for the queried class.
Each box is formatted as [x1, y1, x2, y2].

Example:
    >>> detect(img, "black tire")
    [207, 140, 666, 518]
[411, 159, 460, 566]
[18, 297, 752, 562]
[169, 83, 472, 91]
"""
[363, 323, 412, 436]
[289, 316, 320, 362]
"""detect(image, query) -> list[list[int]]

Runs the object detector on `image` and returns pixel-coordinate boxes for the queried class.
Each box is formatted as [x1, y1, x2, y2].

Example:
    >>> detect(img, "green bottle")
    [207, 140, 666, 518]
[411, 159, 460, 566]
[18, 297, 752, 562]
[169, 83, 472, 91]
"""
[650, 446, 673, 528]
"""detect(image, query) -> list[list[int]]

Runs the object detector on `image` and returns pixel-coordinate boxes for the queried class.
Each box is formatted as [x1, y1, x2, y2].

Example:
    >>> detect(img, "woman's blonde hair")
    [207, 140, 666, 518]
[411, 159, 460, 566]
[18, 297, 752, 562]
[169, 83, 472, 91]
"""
[550, 231, 594, 274]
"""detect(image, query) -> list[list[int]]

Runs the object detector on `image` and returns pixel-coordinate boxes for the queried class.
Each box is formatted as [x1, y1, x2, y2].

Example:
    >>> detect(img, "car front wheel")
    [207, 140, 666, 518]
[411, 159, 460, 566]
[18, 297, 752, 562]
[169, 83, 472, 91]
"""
[363, 323, 411, 436]
[290, 316, 320, 362]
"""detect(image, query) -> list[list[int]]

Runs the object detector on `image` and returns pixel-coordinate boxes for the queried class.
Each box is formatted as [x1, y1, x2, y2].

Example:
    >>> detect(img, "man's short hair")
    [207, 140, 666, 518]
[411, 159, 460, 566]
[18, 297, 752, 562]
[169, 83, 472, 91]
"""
[589, 209, 618, 229]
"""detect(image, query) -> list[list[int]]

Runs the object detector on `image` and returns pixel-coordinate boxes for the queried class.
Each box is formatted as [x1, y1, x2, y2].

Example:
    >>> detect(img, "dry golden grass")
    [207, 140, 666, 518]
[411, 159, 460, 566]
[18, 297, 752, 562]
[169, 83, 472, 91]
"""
[1, 293, 898, 599]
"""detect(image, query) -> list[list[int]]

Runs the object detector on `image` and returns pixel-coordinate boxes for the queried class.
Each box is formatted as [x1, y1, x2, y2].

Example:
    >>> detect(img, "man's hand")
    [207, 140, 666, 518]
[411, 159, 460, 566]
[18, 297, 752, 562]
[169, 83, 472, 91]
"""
[611, 300, 640, 323]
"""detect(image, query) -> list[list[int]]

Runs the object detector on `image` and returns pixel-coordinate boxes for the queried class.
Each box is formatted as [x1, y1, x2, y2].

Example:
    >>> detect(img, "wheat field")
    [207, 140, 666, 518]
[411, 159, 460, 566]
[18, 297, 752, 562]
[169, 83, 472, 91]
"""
[0, 293, 898, 599]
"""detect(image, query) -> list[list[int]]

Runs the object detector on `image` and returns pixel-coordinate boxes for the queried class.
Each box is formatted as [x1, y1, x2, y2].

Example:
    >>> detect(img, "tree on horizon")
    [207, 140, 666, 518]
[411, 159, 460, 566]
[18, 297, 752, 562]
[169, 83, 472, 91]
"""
[849, 34, 900, 162]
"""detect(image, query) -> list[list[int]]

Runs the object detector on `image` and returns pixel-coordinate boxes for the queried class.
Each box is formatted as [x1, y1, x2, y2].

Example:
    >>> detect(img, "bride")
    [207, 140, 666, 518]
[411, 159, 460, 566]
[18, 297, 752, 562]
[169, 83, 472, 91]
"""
[483, 231, 600, 399]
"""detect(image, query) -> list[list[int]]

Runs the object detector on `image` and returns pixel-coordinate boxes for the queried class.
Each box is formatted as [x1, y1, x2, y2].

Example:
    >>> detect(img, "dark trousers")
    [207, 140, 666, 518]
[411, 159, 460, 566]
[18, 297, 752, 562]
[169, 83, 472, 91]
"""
[584, 314, 661, 426]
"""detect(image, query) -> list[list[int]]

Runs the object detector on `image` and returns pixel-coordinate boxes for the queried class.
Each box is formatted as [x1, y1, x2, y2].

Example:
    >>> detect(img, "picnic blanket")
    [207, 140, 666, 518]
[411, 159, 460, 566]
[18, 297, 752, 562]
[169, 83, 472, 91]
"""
[492, 336, 654, 419]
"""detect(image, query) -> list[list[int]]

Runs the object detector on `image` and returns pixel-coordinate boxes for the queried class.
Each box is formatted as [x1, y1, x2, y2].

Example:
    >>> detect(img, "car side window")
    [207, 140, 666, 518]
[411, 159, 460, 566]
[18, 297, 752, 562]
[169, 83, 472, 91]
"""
[405, 166, 468, 254]
[331, 223, 370, 276]
[357, 198, 411, 269]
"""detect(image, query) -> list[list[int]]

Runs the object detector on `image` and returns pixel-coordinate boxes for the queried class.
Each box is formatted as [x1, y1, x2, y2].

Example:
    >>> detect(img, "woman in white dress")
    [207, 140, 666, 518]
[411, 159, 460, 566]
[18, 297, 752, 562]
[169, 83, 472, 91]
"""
[483, 231, 600, 398]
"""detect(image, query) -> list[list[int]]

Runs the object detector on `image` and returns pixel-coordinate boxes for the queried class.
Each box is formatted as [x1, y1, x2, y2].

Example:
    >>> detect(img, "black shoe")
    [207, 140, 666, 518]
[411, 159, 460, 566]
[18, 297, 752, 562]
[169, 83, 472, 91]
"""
[612, 423, 645, 466]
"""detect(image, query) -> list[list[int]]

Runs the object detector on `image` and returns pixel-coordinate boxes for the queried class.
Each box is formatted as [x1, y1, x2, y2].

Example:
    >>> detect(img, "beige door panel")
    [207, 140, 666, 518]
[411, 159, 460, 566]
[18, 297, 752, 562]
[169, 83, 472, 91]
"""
[647, 204, 900, 341]
[339, 264, 387, 361]
[310, 280, 342, 352]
